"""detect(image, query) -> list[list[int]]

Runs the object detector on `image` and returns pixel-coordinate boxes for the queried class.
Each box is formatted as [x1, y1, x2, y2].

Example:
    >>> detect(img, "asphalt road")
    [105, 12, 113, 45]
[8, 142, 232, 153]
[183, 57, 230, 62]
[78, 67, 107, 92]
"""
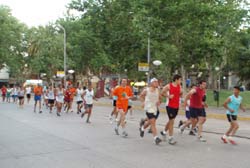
[0, 100, 250, 168]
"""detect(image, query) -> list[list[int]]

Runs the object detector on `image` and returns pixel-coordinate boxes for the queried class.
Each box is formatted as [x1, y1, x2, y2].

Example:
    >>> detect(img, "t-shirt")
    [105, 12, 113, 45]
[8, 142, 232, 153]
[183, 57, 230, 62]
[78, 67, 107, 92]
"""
[226, 95, 243, 116]
[34, 86, 43, 96]
[26, 87, 31, 94]
[113, 86, 133, 112]
[76, 88, 84, 101]
[190, 87, 205, 109]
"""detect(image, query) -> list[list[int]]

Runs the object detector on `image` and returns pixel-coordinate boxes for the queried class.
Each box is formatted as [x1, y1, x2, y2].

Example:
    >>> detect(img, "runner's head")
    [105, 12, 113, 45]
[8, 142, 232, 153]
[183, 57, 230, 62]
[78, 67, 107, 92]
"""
[199, 80, 207, 89]
[233, 86, 240, 96]
[88, 83, 92, 91]
[173, 74, 182, 85]
[121, 78, 127, 87]
[150, 78, 158, 88]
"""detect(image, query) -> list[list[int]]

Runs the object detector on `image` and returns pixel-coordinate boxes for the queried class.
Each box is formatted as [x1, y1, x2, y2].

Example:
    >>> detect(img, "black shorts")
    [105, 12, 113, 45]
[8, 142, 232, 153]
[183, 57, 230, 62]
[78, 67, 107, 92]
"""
[18, 96, 24, 100]
[190, 108, 206, 118]
[48, 99, 55, 104]
[113, 100, 117, 107]
[127, 105, 132, 109]
[77, 101, 83, 104]
[85, 104, 93, 109]
[227, 114, 237, 122]
[166, 106, 178, 119]
[185, 110, 191, 119]
[146, 112, 157, 119]
[26, 94, 31, 99]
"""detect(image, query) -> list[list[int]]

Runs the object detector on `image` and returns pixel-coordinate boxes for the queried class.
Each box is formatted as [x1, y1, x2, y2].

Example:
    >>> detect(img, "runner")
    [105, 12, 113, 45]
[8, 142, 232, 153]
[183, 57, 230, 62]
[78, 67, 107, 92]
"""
[76, 84, 84, 114]
[43, 85, 49, 109]
[179, 85, 196, 133]
[34, 84, 43, 113]
[160, 74, 182, 145]
[221, 86, 246, 145]
[109, 86, 118, 124]
[64, 85, 71, 113]
[6, 86, 12, 103]
[1, 85, 7, 102]
[12, 86, 18, 103]
[81, 84, 97, 123]
[69, 84, 76, 113]
[18, 86, 25, 108]
[184, 80, 207, 142]
[25, 85, 32, 104]
[113, 79, 133, 137]
[47, 85, 56, 113]
[55, 84, 64, 116]
[139, 78, 162, 145]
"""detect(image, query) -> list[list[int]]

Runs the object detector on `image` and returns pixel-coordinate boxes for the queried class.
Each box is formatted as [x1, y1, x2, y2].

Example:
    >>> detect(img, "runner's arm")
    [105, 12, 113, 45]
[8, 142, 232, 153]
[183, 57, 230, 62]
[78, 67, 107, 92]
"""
[139, 88, 147, 102]
[223, 97, 234, 112]
[240, 103, 246, 112]
[161, 84, 169, 97]
[183, 88, 196, 107]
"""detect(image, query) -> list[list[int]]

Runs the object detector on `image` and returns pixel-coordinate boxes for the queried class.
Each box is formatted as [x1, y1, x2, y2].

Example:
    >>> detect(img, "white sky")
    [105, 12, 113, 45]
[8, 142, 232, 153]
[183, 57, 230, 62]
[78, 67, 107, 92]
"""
[0, 0, 72, 27]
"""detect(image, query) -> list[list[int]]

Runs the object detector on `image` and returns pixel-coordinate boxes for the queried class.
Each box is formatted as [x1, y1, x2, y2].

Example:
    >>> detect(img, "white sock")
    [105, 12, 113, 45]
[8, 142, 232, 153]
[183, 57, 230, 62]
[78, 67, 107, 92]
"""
[168, 136, 173, 140]
[141, 126, 144, 131]
[163, 130, 166, 134]
[223, 135, 228, 139]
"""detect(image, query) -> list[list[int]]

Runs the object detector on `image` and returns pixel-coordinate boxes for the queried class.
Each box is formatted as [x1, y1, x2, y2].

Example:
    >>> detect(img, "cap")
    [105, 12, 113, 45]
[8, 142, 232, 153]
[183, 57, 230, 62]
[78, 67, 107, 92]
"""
[150, 78, 158, 83]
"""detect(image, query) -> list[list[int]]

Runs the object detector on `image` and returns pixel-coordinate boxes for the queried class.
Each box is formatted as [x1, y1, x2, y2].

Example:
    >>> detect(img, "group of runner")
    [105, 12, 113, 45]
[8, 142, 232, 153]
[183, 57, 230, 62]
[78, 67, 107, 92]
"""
[109, 75, 245, 146]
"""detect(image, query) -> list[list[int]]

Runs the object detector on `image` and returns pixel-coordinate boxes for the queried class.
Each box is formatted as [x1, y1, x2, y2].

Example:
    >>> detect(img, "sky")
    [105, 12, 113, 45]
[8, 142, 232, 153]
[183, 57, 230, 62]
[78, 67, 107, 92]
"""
[0, 0, 72, 27]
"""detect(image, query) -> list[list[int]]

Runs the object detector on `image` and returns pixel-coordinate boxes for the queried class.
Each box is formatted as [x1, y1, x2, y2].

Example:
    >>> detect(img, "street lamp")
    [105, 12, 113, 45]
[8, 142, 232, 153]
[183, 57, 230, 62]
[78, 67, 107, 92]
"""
[57, 24, 67, 88]
[215, 66, 220, 107]
[147, 32, 151, 84]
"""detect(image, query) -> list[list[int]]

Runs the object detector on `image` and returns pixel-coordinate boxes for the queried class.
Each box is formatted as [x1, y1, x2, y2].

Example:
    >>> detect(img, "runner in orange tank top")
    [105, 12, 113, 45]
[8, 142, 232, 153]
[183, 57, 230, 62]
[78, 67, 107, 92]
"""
[113, 79, 133, 137]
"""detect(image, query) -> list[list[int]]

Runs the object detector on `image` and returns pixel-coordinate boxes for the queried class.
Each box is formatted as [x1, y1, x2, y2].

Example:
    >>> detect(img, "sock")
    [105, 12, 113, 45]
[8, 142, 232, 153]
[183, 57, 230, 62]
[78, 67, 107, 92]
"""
[223, 135, 228, 139]
[141, 126, 144, 131]
[163, 130, 166, 134]
[168, 136, 173, 140]
[122, 127, 126, 132]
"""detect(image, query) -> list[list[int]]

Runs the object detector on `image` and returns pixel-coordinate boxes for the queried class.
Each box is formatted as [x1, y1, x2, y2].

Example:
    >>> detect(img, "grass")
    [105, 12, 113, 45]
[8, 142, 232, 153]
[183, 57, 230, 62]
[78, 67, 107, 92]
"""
[206, 90, 250, 108]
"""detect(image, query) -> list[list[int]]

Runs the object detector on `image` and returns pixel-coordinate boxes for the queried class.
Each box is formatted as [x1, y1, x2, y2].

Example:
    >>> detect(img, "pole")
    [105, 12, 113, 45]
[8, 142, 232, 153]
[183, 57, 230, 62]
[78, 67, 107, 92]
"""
[58, 25, 67, 88]
[147, 32, 150, 84]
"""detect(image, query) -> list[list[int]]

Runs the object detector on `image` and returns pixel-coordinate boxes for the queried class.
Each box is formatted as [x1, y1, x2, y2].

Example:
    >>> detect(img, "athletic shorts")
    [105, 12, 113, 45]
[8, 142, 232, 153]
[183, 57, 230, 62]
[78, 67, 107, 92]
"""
[85, 104, 93, 109]
[77, 101, 83, 104]
[166, 106, 179, 119]
[146, 112, 157, 119]
[34, 95, 41, 101]
[190, 108, 206, 118]
[2, 93, 6, 97]
[113, 100, 117, 107]
[227, 114, 237, 122]
[48, 99, 55, 104]
[156, 109, 160, 119]
[185, 110, 191, 119]
[127, 105, 132, 109]
[26, 94, 31, 99]
[18, 96, 24, 100]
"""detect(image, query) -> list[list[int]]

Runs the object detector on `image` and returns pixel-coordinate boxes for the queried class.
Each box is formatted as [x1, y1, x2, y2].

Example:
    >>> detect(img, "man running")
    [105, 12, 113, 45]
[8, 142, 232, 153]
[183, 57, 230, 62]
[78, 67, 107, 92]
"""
[139, 78, 162, 145]
[47, 85, 56, 113]
[160, 74, 182, 145]
[34, 84, 43, 113]
[109, 86, 118, 124]
[55, 84, 64, 116]
[25, 85, 32, 104]
[76, 84, 84, 114]
[113, 78, 133, 137]
[221, 86, 246, 145]
[1, 85, 7, 102]
[184, 80, 207, 142]
[81, 84, 97, 123]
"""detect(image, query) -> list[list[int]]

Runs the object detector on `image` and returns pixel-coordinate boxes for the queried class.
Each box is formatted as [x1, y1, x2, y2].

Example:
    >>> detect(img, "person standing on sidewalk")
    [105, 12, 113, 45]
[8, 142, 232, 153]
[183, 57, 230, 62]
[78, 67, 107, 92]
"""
[113, 79, 133, 137]
[160, 74, 182, 145]
[34, 84, 43, 113]
[139, 78, 162, 145]
[221, 86, 246, 145]
[184, 80, 207, 142]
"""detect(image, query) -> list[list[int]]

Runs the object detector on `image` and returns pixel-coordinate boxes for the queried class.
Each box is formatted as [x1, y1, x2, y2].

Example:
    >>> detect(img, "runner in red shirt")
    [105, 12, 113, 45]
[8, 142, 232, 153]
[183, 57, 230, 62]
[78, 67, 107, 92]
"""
[1, 85, 7, 102]
[184, 80, 207, 142]
[161, 74, 182, 145]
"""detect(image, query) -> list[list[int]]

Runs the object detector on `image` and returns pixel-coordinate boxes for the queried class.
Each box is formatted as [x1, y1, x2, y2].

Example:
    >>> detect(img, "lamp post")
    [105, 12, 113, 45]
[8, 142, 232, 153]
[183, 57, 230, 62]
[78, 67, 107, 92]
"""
[57, 24, 67, 88]
[147, 32, 151, 84]
[215, 67, 220, 107]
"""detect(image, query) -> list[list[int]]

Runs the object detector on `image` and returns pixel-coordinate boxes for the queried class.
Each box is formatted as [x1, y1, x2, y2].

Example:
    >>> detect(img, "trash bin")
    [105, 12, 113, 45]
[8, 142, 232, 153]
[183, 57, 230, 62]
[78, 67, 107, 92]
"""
[213, 90, 219, 101]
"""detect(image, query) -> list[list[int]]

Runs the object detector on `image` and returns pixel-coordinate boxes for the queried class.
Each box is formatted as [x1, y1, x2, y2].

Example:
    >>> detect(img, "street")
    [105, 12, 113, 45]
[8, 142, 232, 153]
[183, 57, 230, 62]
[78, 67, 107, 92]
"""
[0, 99, 250, 168]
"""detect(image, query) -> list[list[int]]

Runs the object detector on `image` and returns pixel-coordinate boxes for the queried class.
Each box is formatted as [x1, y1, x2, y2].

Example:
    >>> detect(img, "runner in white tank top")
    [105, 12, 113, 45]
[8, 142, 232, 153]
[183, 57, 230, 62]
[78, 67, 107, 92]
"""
[55, 84, 64, 116]
[47, 85, 55, 113]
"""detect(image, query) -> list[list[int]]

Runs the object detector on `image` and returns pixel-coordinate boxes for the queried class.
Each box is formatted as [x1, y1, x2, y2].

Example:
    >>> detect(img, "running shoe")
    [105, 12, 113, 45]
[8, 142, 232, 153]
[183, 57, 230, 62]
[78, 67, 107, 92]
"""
[179, 127, 184, 134]
[178, 120, 183, 128]
[193, 127, 198, 133]
[189, 130, 196, 136]
[148, 129, 152, 134]
[198, 136, 206, 142]
[229, 139, 237, 145]
[155, 137, 162, 145]
[168, 138, 177, 145]
[86, 120, 91, 124]
[115, 127, 119, 135]
[139, 128, 144, 137]
[81, 112, 85, 118]
[57, 112, 61, 117]
[221, 136, 228, 144]
[160, 131, 167, 141]
[122, 131, 128, 137]
[39, 110, 42, 113]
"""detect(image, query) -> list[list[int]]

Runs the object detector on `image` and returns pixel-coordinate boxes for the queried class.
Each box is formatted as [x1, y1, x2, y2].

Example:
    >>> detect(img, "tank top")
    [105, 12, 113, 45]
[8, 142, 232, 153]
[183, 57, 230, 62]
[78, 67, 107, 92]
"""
[76, 88, 84, 101]
[144, 87, 159, 114]
[168, 83, 181, 109]
[190, 87, 205, 109]
[18, 90, 25, 97]
[56, 89, 64, 102]
[84, 89, 94, 104]
[48, 89, 55, 100]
